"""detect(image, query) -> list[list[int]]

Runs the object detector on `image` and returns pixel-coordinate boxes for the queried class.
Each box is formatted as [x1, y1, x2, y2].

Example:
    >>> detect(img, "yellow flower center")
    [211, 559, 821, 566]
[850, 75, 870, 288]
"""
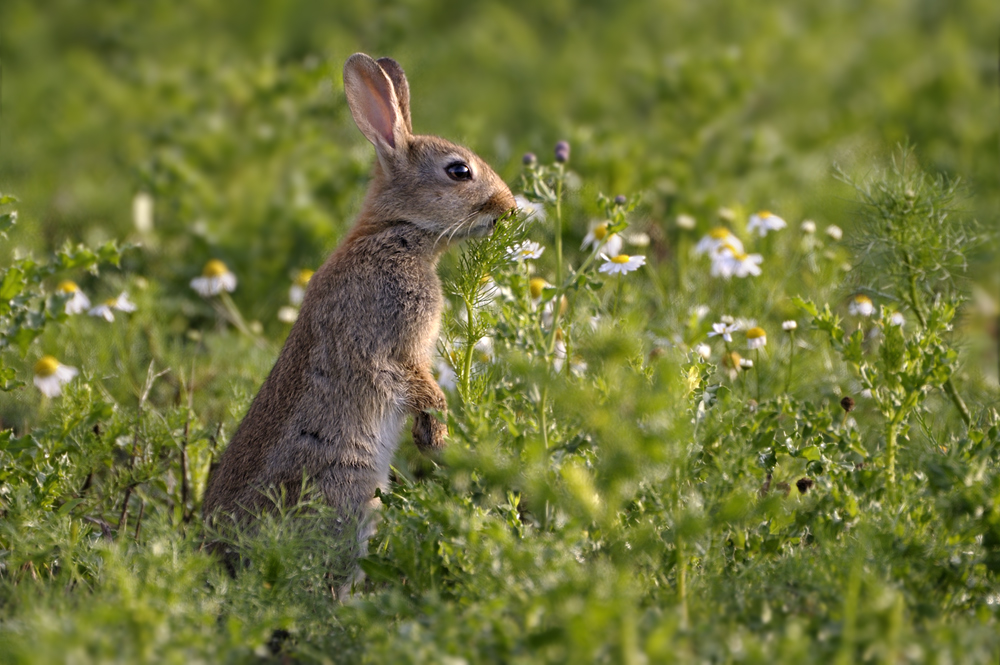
[202, 259, 229, 277]
[593, 223, 609, 240]
[854, 295, 872, 305]
[529, 277, 548, 299]
[721, 242, 747, 260]
[709, 227, 730, 240]
[34, 355, 60, 377]
[611, 254, 631, 264]
[746, 326, 766, 339]
[56, 280, 79, 293]
[295, 269, 314, 286]
[759, 211, 772, 218]
[104, 298, 117, 306]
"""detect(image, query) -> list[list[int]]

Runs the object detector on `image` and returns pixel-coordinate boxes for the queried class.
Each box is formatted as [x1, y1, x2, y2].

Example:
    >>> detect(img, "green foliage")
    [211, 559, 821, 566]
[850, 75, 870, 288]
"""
[1, 3, 999, 663]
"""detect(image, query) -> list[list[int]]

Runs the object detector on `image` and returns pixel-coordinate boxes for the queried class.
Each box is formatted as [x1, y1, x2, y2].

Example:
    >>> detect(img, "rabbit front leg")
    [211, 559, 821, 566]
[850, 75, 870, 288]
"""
[402, 363, 448, 452]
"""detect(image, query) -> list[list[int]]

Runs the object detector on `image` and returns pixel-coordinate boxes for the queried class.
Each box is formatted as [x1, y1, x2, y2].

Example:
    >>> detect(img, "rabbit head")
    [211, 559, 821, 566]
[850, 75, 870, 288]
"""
[343, 53, 515, 245]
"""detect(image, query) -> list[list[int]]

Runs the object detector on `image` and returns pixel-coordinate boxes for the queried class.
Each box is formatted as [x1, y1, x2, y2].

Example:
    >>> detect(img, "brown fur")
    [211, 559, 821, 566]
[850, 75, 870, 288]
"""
[202, 54, 514, 544]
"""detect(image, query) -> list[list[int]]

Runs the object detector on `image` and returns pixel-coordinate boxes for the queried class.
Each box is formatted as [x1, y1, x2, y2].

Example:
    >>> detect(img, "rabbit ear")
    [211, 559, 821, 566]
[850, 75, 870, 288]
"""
[376, 57, 412, 134]
[343, 53, 409, 156]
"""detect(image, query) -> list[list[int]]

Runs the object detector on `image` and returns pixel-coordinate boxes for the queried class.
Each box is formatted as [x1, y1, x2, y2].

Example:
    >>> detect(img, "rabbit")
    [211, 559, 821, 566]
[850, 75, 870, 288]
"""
[202, 53, 515, 581]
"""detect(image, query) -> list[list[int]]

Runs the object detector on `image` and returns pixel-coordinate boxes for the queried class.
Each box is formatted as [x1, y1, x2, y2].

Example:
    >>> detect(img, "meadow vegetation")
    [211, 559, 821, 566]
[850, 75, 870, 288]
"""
[1, 1, 999, 662]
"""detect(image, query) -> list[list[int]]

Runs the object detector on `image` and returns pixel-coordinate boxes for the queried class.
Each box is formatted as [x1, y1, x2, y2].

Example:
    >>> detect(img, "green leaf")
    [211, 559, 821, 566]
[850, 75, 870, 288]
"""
[0, 266, 27, 302]
[792, 296, 818, 317]
[0, 211, 17, 238]
[56, 498, 86, 517]
[843, 329, 864, 365]
[798, 445, 822, 461]
[0, 194, 18, 205]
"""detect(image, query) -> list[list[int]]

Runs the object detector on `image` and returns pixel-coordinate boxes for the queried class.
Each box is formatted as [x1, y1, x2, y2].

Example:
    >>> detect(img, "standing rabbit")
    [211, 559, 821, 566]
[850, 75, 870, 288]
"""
[203, 53, 515, 573]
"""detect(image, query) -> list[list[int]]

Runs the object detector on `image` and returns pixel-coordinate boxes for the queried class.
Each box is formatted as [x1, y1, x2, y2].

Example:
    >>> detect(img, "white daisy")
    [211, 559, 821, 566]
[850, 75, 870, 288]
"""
[711, 244, 763, 278]
[890, 311, 905, 327]
[746, 326, 767, 350]
[88, 292, 136, 322]
[800, 220, 816, 234]
[514, 195, 547, 223]
[289, 269, 314, 306]
[581, 221, 623, 256]
[708, 321, 739, 343]
[598, 253, 646, 276]
[132, 192, 154, 233]
[739, 358, 754, 369]
[694, 227, 744, 257]
[675, 214, 697, 230]
[277, 306, 298, 323]
[849, 295, 874, 317]
[33, 355, 78, 398]
[56, 280, 91, 315]
[507, 240, 545, 262]
[190, 259, 237, 297]
[782, 320, 798, 331]
[747, 211, 787, 237]
[694, 343, 711, 359]
[825, 225, 843, 241]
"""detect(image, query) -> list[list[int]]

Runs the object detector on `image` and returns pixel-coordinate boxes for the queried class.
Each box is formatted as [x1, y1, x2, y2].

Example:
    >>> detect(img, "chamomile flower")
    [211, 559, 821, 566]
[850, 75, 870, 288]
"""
[849, 294, 874, 317]
[56, 280, 91, 315]
[695, 227, 744, 256]
[675, 214, 697, 230]
[694, 343, 712, 359]
[711, 245, 763, 279]
[782, 320, 798, 331]
[289, 269, 314, 306]
[739, 358, 754, 369]
[88, 292, 137, 322]
[514, 195, 547, 223]
[708, 321, 739, 342]
[825, 225, 843, 241]
[890, 311, 905, 327]
[598, 253, 646, 275]
[529, 277, 551, 302]
[747, 211, 787, 237]
[507, 240, 545, 262]
[191, 259, 237, 297]
[581, 221, 623, 256]
[33, 355, 78, 398]
[746, 326, 767, 350]
[277, 306, 298, 323]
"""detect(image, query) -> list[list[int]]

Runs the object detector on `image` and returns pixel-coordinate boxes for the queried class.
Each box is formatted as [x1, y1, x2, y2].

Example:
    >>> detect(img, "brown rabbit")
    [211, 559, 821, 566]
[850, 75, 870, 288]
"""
[203, 54, 515, 563]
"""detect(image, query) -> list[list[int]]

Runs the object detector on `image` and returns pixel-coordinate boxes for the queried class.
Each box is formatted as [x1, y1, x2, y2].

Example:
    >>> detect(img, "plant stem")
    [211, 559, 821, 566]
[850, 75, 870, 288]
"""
[885, 390, 919, 485]
[754, 348, 761, 402]
[461, 295, 476, 401]
[785, 331, 795, 393]
[554, 164, 564, 287]
[677, 536, 689, 629]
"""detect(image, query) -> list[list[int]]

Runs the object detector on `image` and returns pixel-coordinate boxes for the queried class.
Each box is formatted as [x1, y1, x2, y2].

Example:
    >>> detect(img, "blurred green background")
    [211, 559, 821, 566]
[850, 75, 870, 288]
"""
[4, 0, 998, 264]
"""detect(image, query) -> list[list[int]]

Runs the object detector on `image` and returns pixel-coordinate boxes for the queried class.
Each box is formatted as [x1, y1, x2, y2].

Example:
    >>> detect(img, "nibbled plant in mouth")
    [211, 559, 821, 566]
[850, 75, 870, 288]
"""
[201, 53, 516, 594]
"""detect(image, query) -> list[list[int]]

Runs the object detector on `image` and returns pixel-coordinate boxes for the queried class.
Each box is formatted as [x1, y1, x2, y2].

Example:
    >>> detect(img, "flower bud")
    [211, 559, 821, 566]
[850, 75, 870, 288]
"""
[522, 152, 537, 166]
[554, 140, 570, 163]
[614, 195, 627, 205]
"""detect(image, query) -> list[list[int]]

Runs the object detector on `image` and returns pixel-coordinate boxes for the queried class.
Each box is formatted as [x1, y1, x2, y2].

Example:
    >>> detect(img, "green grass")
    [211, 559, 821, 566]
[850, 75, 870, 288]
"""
[1, 1, 999, 662]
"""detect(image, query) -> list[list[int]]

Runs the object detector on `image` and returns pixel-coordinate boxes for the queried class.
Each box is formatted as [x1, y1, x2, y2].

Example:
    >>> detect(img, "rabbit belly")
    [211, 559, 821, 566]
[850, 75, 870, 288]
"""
[372, 403, 407, 489]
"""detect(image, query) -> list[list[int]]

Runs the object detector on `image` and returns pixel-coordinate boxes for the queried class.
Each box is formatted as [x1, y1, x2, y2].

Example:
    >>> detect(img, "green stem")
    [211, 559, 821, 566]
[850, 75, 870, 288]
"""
[901, 249, 971, 427]
[755, 348, 761, 402]
[885, 390, 920, 485]
[539, 384, 549, 450]
[554, 165, 564, 287]
[677, 536, 689, 629]
[460, 295, 476, 401]
[785, 331, 795, 394]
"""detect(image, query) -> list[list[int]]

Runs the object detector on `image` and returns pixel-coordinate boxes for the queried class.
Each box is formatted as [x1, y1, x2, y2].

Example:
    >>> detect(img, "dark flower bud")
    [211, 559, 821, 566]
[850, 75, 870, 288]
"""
[614, 195, 627, 205]
[796, 477, 814, 494]
[554, 140, 570, 163]
[840, 396, 855, 413]
[522, 152, 537, 166]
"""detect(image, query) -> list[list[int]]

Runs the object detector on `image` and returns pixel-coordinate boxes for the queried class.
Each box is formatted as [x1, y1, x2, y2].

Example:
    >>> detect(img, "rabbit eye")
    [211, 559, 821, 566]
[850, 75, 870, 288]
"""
[445, 162, 473, 181]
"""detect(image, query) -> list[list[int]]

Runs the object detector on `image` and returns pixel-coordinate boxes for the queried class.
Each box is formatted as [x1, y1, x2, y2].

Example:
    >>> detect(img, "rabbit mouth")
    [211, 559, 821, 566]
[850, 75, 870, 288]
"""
[465, 214, 498, 238]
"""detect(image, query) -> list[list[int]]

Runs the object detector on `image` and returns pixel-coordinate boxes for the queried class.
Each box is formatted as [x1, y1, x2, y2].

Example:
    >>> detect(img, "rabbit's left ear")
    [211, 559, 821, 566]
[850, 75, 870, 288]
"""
[343, 53, 410, 157]
[376, 57, 412, 134]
